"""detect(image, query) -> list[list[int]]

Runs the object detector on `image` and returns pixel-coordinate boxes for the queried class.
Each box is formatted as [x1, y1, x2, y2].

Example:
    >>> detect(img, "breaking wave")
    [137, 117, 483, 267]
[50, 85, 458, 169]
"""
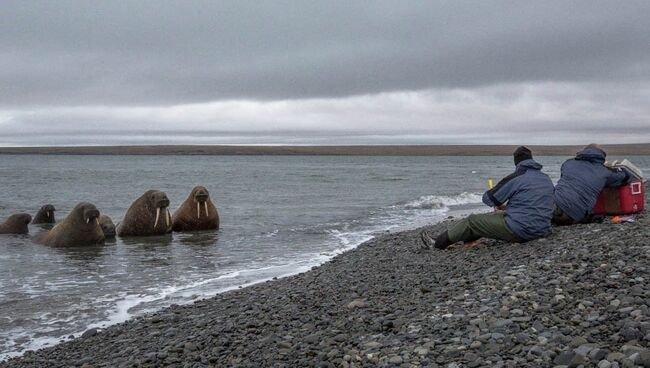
[403, 192, 483, 210]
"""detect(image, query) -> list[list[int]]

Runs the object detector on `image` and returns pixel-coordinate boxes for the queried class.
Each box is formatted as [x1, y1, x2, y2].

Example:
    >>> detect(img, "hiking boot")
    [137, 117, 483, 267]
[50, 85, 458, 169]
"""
[434, 230, 451, 249]
[420, 229, 435, 250]
[420, 229, 451, 250]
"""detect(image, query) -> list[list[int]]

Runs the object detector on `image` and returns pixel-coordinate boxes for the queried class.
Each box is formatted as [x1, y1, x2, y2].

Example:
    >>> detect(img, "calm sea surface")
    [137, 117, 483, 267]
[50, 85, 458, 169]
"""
[1, 154, 648, 359]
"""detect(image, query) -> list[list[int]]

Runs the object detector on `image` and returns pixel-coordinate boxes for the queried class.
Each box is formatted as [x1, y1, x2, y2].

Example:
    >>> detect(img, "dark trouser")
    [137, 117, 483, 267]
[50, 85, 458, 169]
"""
[447, 212, 521, 243]
[551, 205, 597, 226]
[551, 205, 577, 226]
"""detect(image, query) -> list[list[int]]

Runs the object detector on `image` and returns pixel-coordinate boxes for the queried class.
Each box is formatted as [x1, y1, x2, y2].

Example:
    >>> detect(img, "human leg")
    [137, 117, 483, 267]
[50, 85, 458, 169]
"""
[447, 212, 520, 244]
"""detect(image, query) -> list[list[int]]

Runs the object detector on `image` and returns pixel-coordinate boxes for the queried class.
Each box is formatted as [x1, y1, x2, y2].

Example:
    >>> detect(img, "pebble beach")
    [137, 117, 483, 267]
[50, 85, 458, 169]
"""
[2, 186, 650, 368]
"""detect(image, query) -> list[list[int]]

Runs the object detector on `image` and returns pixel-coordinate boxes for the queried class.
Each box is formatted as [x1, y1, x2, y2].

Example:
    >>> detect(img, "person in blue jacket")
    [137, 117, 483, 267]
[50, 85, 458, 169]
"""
[553, 144, 629, 225]
[421, 146, 555, 249]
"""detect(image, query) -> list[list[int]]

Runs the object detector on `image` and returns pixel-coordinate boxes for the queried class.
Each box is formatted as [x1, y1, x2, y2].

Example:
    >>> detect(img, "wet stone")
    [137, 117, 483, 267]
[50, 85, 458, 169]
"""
[388, 356, 403, 364]
[637, 351, 650, 367]
[598, 361, 612, 368]
[589, 348, 609, 361]
[81, 328, 98, 339]
[554, 351, 576, 366]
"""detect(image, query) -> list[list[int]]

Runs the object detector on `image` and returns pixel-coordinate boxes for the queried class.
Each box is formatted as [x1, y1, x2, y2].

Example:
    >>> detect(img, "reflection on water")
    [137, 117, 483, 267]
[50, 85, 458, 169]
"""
[32, 223, 55, 231]
[119, 234, 175, 247]
[177, 231, 220, 246]
[51, 245, 108, 261]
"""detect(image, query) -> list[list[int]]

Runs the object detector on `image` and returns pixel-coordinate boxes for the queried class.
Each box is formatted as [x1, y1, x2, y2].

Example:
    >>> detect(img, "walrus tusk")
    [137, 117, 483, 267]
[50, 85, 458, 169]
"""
[196, 202, 200, 218]
[86, 218, 89, 224]
[95, 218, 99, 225]
[46, 211, 50, 218]
[166, 209, 171, 228]
[165, 208, 170, 226]
[204, 202, 208, 217]
[154, 208, 160, 229]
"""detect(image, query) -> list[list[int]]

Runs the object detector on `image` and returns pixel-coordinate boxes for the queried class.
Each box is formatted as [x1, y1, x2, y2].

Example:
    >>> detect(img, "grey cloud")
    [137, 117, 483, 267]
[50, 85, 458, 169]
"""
[2, 81, 649, 145]
[1, 129, 648, 147]
[1, 1, 649, 106]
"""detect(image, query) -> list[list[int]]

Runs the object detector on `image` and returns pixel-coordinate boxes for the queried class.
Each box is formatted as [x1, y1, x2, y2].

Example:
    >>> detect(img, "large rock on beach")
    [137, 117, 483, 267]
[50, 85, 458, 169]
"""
[2, 198, 650, 367]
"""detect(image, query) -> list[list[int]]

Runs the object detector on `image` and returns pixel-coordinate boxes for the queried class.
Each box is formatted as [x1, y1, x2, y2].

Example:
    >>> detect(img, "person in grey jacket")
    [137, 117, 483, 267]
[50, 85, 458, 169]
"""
[553, 144, 630, 225]
[422, 146, 555, 249]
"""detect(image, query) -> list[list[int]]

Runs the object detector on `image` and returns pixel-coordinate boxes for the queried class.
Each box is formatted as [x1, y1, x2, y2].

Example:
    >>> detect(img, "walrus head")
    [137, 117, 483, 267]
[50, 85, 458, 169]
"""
[2, 213, 32, 234]
[145, 190, 171, 231]
[41, 204, 56, 217]
[170, 186, 219, 232]
[192, 186, 211, 219]
[117, 189, 173, 237]
[98, 214, 116, 237]
[71, 202, 101, 231]
[32, 204, 56, 224]
[36, 202, 105, 247]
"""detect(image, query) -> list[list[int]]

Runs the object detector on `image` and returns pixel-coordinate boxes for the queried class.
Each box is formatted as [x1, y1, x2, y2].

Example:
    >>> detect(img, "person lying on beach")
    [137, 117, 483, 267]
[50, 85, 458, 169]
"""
[421, 146, 555, 249]
[552, 144, 630, 226]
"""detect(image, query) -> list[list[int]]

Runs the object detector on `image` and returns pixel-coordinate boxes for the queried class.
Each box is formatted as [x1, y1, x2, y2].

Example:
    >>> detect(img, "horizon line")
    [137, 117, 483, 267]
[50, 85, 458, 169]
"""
[1, 143, 649, 156]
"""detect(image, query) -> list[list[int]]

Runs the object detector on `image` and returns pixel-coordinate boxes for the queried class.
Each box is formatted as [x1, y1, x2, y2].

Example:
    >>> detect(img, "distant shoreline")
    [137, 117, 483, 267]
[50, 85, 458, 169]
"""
[0, 144, 649, 156]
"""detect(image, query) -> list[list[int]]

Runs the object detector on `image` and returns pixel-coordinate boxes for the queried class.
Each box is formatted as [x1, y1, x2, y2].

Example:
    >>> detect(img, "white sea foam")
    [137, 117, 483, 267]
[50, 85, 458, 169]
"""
[85, 270, 246, 329]
[262, 229, 279, 238]
[82, 261, 330, 333]
[0, 331, 61, 361]
[327, 229, 375, 248]
[403, 192, 482, 210]
[2, 267, 293, 361]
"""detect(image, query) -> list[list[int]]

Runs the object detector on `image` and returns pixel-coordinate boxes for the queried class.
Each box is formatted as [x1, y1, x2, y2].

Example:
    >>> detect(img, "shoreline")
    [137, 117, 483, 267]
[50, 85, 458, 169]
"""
[3, 196, 650, 367]
[0, 206, 483, 363]
[0, 143, 649, 156]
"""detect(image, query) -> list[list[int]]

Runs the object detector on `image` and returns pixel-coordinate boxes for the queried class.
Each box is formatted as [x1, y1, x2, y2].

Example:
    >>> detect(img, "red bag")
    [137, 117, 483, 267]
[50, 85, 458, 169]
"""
[592, 180, 645, 215]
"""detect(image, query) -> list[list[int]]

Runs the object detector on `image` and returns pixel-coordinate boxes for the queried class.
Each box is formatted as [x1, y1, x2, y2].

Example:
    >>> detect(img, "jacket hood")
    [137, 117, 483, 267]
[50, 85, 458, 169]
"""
[575, 148, 606, 163]
[516, 158, 542, 171]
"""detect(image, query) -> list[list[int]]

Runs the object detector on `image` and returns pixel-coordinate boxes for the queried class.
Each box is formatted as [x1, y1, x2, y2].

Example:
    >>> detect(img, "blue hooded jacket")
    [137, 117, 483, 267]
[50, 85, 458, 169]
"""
[554, 148, 629, 221]
[482, 159, 555, 241]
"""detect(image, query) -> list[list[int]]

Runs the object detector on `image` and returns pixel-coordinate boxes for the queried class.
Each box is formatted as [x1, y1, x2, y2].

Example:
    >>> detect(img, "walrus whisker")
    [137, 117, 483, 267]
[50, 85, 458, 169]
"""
[154, 208, 160, 229]
[204, 202, 208, 217]
[196, 202, 200, 219]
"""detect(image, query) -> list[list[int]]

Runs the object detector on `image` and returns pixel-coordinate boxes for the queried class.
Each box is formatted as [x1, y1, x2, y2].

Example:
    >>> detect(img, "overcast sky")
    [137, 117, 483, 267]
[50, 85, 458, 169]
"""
[1, 1, 649, 145]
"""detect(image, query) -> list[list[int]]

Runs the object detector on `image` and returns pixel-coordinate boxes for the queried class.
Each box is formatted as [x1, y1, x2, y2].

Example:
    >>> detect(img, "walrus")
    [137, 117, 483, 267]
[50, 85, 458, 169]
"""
[117, 190, 172, 237]
[172, 186, 219, 232]
[36, 202, 105, 247]
[0, 213, 32, 234]
[98, 214, 116, 238]
[32, 204, 56, 224]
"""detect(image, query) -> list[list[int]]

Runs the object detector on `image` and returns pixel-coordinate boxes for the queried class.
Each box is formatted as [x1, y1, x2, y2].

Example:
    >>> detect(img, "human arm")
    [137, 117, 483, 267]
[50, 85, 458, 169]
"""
[482, 172, 522, 207]
[604, 168, 630, 187]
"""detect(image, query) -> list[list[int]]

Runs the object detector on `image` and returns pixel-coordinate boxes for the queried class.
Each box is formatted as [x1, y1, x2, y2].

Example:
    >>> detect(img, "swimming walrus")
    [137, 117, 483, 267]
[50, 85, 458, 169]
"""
[117, 190, 172, 237]
[171, 186, 219, 232]
[36, 202, 105, 247]
[98, 214, 116, 238]
[32, 204, 56, 224]
[0, 213, 32, 234]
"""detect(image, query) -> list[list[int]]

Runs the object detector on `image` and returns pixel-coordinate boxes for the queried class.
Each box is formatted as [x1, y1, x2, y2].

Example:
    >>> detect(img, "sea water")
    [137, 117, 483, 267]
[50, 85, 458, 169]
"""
[0, 154, 648, 359]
